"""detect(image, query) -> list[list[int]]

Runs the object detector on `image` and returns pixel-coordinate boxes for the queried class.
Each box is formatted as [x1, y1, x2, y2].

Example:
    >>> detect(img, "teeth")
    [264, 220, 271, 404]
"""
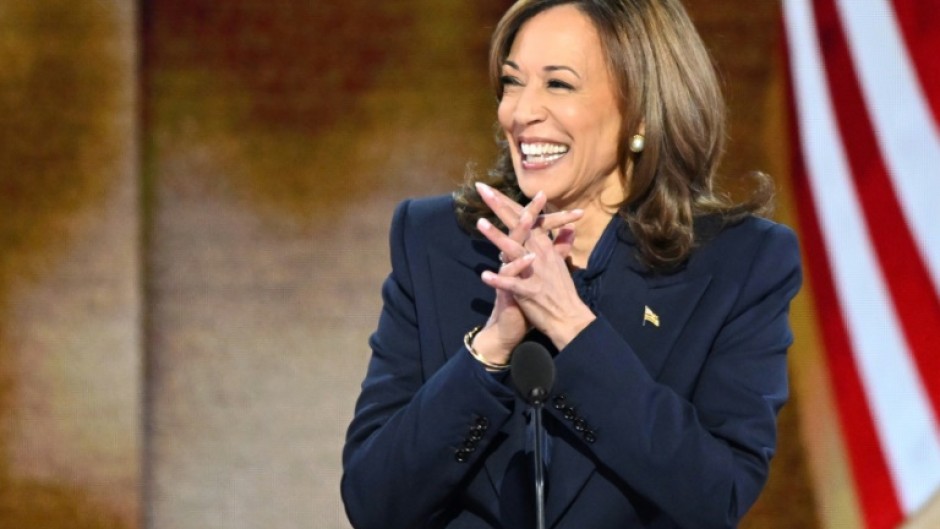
[521, 142, 569, 156]
[525, 152, 566, 164]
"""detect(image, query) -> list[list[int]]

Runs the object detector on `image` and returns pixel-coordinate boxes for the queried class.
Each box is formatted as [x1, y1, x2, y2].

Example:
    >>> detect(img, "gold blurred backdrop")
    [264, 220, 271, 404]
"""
[0, 1, 828, 528]
[0, 1, 139, 528]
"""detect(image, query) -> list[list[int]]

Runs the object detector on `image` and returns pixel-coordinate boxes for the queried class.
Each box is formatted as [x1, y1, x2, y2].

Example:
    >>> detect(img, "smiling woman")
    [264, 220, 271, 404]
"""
[342, 1, 802, 528]
[457, 0, 774, 270]
[495, 5, 624, 257]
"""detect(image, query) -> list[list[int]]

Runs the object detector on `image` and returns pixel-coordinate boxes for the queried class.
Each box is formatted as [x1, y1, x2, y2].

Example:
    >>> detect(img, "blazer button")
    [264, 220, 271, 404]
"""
[475, 416, 490, 429]
[583, 430, 597, 444]
[455, 448, 471, 462]
[553, 395, 567, 410]
[469, 430, 483, 442]
[574, 419, 587, 432]
[563, 407, 577, 420]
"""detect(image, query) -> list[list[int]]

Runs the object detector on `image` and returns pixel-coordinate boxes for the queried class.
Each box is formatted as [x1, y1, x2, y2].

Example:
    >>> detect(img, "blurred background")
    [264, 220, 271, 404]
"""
[1, 1, 937, 528]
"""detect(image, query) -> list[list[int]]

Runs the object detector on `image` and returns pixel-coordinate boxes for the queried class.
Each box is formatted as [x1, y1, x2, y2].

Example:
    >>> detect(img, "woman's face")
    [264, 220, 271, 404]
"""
[498, 4, 625, 211]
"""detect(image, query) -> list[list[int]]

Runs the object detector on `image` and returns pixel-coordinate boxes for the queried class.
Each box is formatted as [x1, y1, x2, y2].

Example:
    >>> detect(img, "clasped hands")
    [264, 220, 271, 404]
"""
[470, 182, 597, 367]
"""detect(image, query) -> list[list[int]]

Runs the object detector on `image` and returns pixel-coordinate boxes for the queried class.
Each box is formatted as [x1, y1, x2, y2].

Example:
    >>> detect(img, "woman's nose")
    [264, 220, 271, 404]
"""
[512, 86, 546, 125]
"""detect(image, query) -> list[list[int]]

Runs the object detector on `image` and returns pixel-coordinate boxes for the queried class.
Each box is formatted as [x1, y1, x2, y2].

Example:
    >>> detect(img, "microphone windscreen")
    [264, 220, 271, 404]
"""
[510, 341, 556, 404]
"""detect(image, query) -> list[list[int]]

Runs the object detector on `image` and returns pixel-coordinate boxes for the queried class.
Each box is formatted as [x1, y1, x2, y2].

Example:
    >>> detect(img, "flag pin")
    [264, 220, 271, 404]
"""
[643, 305, 660, 327]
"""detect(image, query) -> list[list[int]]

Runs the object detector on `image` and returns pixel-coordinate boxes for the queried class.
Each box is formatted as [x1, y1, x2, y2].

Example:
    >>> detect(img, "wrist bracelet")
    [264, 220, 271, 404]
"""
[464, 325, 510, 371]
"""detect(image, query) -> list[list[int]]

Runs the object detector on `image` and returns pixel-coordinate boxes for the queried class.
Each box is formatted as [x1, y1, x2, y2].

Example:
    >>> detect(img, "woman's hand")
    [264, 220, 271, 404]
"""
[481, 227, 596, 350]
[470, 187, 546, 366]
[474, 182, 582, 259]
[472, 219, 536, 366]
[473, 183, 591, 354]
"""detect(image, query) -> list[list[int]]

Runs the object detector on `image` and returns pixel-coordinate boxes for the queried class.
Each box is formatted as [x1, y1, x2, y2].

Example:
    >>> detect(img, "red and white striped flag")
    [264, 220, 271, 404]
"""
[783, 0, 940, 527]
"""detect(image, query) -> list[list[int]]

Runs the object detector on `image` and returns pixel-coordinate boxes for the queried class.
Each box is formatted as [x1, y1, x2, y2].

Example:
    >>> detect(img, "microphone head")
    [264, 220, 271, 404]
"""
[510, 341, 556, 405]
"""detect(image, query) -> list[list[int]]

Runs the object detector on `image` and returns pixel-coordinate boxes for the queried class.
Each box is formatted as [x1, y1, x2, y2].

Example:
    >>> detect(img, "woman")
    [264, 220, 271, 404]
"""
[342, 1, 801, 528]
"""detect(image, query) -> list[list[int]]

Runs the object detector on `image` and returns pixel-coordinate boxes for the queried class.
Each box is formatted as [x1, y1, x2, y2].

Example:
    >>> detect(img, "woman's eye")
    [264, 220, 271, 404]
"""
[547, 79, 574, 90]
[499, 75, 522, 87]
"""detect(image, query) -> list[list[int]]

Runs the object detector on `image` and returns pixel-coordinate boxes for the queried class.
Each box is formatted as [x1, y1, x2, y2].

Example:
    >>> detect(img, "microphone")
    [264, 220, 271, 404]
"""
[510, 341, 555, 529]
[510, 341, 556, 405]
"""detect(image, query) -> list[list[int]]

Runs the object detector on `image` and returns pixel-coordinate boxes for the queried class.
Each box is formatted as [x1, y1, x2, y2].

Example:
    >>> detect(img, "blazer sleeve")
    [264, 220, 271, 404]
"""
[341, 199, 516, 529]
[549, 223, 802, 529]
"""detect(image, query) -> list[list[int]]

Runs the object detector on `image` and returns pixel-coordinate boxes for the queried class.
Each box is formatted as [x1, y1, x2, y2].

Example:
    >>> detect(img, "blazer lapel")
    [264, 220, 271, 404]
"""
[545, 244, 713, 526]
[598, 242, 713, 380]
[426, 238, 499, 363]
[599, 273, 713, 380]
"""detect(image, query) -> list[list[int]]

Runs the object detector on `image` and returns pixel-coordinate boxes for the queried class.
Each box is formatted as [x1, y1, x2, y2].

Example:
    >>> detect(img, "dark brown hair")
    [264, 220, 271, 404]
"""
[453, 0, 772, 270]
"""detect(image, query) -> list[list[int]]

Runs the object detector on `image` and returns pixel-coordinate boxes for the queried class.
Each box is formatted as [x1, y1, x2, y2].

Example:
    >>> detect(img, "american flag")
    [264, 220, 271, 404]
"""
[783, 0, 940, 527]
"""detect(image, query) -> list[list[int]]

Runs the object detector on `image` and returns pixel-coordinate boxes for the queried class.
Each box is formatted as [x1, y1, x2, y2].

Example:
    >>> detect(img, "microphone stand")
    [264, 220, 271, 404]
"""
[510, 341, 554, 529]
[531, 387, 547, 529]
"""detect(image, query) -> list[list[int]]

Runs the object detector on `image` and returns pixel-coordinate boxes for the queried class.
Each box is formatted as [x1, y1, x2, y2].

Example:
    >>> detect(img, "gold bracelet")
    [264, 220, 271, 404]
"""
[464, 325, 510, 371]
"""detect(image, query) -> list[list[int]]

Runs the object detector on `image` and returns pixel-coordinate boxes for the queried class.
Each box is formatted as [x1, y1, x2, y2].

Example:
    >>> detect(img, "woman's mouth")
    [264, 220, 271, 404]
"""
[520, 141, 569, 168]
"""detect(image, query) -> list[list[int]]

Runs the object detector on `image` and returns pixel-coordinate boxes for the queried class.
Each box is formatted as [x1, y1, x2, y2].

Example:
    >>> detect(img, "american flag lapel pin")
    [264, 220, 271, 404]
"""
[643, 305, 660, 327]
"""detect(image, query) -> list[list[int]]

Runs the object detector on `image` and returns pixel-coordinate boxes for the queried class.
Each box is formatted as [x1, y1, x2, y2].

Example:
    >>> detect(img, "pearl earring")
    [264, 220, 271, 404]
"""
[629, 134, 645, 153]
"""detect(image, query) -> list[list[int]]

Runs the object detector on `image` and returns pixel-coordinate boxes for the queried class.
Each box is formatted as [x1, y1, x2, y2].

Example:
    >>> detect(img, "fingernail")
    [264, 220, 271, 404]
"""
[572, 208, 584, 216]
[482, 270, 496, 281]
[477, 217, 492, 230]
[475, 182, 494, 198]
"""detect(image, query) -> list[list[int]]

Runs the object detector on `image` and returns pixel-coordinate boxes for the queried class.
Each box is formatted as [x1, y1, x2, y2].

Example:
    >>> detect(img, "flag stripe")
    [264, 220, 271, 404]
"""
[785, 74, 903, 529]
[814, 0, 940, 510]
[783, 0, 940, 522]
[783, 3, 902, 526]
[835, 0, 940, 295]
[891, 0, 940, 130]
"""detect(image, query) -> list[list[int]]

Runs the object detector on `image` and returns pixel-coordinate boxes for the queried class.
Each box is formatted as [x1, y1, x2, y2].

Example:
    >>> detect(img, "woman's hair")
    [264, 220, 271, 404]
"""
[453, 0, 773, 270]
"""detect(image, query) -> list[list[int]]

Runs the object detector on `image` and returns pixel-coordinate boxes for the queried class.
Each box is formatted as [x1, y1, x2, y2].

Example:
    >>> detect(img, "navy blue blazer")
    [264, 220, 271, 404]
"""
[342, 195, 802, 529]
